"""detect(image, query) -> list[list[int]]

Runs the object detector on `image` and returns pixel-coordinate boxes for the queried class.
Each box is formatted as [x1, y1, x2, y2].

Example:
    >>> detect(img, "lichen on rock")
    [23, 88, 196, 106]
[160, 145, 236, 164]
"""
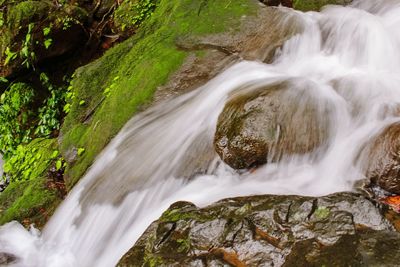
[119, 192, 400, 266]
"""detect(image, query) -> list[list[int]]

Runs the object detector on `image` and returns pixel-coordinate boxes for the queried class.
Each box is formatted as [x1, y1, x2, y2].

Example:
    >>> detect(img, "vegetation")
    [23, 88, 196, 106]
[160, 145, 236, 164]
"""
[0, 0, 353, 228]
[0, 139, 65, 227]
[61, 0, 257, 188]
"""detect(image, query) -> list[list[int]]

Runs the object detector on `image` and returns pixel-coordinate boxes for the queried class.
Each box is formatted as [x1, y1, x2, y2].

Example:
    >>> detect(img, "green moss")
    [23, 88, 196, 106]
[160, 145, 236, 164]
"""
[7, 1, 51, 28]
[0, 26, 12, 61]
[113, 0, 146, 31]
[314, 206, 330, 219]
[0, 139, 63, 227]
[293, 0, 351, 11]
[143, 254, 163, 267]
[160, 208, 197, 222]
[61, 0, 258, 188]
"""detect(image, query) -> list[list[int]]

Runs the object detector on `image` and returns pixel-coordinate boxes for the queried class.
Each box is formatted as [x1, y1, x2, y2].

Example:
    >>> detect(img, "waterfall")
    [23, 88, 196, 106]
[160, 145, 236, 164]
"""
[2, 0, 400, 266]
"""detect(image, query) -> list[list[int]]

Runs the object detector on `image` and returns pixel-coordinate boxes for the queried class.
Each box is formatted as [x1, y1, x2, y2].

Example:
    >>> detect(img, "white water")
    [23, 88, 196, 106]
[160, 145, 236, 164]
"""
[2, 0, 400, 266]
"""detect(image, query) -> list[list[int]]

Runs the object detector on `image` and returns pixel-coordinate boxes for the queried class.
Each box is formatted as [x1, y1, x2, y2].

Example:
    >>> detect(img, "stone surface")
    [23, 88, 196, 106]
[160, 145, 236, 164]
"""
[119, 192, 400, 266]
[154, 6, 302, 104]
[214, 79, 333, 169]
[363, 123, 400, 194]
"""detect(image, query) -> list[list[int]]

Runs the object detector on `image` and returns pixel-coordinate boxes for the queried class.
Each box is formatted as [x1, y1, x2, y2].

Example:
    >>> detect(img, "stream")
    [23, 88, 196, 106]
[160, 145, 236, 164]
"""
[1, 0, 400, 266]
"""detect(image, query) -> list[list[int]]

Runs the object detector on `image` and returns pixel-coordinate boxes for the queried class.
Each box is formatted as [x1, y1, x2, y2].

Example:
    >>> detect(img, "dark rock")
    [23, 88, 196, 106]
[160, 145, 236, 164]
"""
[119, 192, 400, 266]
[214, 79, 333, 169]
[0, 252, 17, 265]
[261, 0, 281, 6]
[362, 123, 400, 194]
[261, 0, 293, 7]
[94, 0, 116, 19]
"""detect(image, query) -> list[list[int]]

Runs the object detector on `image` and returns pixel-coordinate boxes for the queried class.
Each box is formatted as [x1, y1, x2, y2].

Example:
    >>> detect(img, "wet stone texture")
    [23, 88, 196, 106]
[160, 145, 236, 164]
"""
[118, 192, 400, 267]
[363, 123, 400, 195]
[214, 80, 333, 169]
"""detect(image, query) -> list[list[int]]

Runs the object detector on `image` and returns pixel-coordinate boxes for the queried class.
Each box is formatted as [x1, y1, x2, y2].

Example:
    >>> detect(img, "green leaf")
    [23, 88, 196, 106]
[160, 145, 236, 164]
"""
[50, 150, 59, 159]
[44, 39, 53, 49]
[77, 147, 85, 156]
[56, 160, 62, 170]
[79, 100, 86, 106]
[43, 27, 51, 36]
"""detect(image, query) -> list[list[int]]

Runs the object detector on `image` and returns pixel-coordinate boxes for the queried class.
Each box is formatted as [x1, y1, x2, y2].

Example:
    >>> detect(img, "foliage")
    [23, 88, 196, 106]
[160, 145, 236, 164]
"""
[0, 139, 64, 227]
[61, 0, 256, 188]
[114, 0, 159, 31]
[35, 73, 67, 137]
[0, 73, 68, 184]
[131, 0, 158, 26]
[43, 25, 52, 49]
[4, 144, 42, 181]
[4, 46, 17, 66]
[0, 82, 35, 158]
[20, 23, 35, 68]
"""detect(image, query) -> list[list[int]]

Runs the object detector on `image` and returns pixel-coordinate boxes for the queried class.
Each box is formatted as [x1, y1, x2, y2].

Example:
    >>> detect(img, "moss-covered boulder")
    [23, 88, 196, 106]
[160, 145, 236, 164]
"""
[119, 192, 400, 266]
[293, 0, 352, 11]
[60, 0, 301, 188]
[214, 79, 333, 169]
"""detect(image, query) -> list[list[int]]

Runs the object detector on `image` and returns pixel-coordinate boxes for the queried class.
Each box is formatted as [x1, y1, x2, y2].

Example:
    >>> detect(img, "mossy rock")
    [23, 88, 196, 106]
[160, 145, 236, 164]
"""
[60, 0, 260, 188]
[120, 192, 399, 266]
[0, 139, 65, 228]
[293, 0, 353, 11]
[6, 1, 52, 29]
[0, 0, 88, 77]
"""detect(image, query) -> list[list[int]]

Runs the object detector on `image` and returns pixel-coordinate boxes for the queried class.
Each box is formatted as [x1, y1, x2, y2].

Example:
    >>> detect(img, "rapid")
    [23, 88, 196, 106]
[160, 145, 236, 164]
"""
[1, 0, 400, 266]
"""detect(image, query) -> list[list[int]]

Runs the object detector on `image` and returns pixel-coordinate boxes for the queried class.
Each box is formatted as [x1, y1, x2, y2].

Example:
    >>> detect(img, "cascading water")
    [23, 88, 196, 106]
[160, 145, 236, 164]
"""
[2, 0, 400, 266]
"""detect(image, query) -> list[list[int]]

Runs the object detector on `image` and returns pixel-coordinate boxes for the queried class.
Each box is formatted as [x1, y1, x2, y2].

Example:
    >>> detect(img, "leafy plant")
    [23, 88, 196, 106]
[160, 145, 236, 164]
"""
[43, 25, 53, 49]
[35, 73, 67, 137]
[4, 47, 17, 66]
[131, 0, 158, 26]
[0, 83, 35, 158]
[3, 145, 41, 181]
[20, 23, 36, 68]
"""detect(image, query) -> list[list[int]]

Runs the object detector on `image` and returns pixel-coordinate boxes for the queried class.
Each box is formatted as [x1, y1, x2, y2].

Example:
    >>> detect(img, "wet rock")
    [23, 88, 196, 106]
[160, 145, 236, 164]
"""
[119, 192, 400, 266]
[0, 252, 17, 265]
[261, 0, 293, 7]
[363, 123, 400, 194]
[155, 6, 302, 104]
[214, 79, 333, 169]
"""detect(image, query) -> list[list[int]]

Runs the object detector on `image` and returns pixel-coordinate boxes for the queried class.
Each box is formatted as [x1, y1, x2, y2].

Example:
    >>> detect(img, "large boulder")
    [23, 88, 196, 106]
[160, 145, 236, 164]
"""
[119, 192, 400, 266]
[362, 123, 400, 194]
[214, 79, 333, 169]
[61, 1, 302, 188]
